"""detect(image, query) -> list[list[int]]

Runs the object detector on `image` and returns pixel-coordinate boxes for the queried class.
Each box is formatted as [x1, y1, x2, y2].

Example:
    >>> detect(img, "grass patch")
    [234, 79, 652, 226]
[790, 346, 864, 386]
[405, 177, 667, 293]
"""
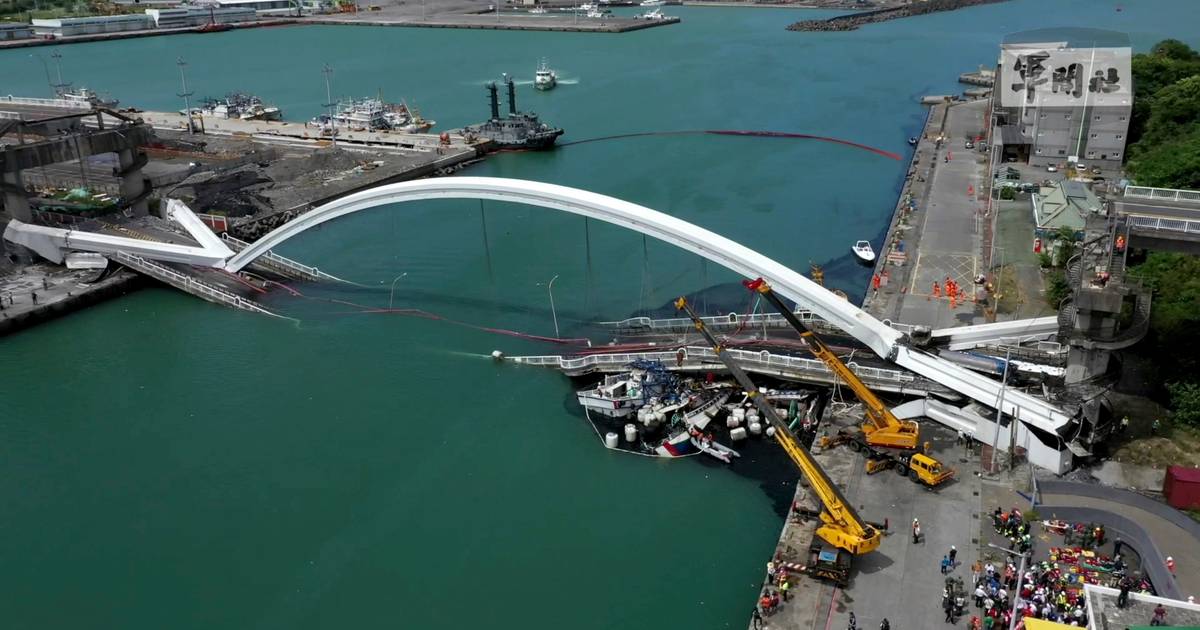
[1113, 424, 1200, 468]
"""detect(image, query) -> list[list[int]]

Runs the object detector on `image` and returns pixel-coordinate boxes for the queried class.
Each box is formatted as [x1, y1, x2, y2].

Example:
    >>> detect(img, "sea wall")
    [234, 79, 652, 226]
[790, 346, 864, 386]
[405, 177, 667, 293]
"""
[787, 0, 1009, 32]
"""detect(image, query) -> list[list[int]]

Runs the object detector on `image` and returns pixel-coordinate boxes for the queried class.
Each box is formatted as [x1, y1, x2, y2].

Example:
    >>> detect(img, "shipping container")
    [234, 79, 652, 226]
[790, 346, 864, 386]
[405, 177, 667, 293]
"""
[1164, 465, 1200, 510]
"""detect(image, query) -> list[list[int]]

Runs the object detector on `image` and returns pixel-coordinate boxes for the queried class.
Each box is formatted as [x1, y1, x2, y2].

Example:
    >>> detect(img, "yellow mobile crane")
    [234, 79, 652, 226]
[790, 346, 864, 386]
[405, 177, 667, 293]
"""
[741, 278, 954, 487]
[675, 297, 880, 585]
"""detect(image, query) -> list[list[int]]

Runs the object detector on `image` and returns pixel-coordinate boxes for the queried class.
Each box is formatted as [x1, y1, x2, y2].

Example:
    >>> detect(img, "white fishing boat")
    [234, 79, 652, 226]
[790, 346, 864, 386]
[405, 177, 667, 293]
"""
[852, 240, 876, 264]
[690, 435, 740, 463]
[534, 59, 557, 91]
[529, 6, 548, 13]
[59, 87, 118, 109]
[585, 7, 605, 18]
[635, 8, 665, 19]
[577, 372, 646, 418]
[639, 0, 664, 5]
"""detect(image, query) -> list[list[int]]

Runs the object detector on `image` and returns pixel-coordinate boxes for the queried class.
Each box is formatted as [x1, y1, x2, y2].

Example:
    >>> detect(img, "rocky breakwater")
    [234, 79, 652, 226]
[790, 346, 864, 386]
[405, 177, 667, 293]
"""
[787, 0, 1009, 32]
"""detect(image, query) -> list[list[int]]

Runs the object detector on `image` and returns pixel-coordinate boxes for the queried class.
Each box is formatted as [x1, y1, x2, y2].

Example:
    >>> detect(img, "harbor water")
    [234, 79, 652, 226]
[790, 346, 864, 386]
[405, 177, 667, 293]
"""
[3, 2, 1200, 627]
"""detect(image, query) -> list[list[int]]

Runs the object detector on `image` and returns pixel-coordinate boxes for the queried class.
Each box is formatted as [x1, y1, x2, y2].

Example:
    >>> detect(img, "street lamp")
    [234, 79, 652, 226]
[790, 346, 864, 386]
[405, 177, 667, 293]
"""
[537, 274, 560, 337]
[988, 543, 1028, 630]
[31, 53, 53, 97]
[388, 272, 407, 309]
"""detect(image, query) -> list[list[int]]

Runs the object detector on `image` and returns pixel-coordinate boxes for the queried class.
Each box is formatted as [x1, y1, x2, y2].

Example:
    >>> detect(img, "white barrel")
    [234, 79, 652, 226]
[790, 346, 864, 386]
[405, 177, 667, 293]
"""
[733, 408, 746, 419]
[605, 432, 619, 448]
[730, 427, 748, 441]
[624, 423, 639, 443]
[726, 416, 741, 429]
[749, 421, 763, 435]
[766, 426, 777, 438]
[655, 412, 666, 424]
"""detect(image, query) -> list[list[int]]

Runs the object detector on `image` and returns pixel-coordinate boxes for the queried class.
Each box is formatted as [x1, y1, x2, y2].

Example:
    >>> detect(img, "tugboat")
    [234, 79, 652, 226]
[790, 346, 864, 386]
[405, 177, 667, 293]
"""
[534, 59, 557, 91]
[460, 74, 563, 150]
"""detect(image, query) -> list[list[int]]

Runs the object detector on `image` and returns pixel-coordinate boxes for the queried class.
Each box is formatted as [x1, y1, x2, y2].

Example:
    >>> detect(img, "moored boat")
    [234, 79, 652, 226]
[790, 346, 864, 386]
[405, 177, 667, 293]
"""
[852, 240, 876, 264]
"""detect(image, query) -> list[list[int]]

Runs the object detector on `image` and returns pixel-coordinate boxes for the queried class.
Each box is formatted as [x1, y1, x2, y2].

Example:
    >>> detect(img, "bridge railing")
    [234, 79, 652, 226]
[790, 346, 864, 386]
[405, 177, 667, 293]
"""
[512, 346, 922, 387]
[112, 251, 282, 317]
[1126, 213, 1200, 235]
[1123, 185, 1200, 203]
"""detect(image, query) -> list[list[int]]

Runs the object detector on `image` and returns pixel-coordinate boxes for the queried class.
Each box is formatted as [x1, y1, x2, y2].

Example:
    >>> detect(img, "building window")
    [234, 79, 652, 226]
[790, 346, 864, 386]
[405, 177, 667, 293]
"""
[1058, 149, 1066, 155]
[1036, 148, 1043, 155]
[1040, 113, 1046, 119]
[1087, 151, 1096, 158]
[1119, 115, 1127, 121]
[1090, 133, 1099, 139]
[1094, 115, 1102, 121]
[1116, 134, 1123, 140]
[1064, 114, 1071, 119]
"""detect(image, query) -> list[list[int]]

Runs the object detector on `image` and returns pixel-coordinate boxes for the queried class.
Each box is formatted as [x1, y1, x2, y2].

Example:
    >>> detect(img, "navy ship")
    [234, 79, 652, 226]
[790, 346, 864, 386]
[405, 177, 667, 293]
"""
[460, 74, 563, 150]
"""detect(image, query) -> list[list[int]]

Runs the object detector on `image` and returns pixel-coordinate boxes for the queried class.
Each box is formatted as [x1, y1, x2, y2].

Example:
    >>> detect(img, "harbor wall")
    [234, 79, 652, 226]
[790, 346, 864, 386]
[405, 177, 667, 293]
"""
[0, 270, 145, 337]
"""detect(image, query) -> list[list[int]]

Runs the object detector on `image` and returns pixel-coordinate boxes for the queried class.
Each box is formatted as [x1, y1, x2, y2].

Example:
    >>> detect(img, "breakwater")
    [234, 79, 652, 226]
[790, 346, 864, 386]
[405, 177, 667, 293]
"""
[787, 0, 1009, 32]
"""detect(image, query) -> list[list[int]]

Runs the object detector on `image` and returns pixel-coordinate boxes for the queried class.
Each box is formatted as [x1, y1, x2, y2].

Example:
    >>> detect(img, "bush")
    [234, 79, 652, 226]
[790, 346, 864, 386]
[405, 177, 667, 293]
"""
[1046, 270, 1071, 306]
[999, 186, 1016, 200]
[1037, 251, 1053, 269]
[1168, 382, 1200, 427]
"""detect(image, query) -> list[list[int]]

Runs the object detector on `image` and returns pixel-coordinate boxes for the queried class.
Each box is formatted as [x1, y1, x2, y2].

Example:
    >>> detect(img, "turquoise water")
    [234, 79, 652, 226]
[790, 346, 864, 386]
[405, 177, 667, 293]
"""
[3, 2, 1200, 628]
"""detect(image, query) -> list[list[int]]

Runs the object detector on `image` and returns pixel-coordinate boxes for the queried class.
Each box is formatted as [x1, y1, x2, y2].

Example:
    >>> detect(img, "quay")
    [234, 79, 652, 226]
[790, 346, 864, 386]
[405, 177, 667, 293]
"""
[301, 13, 679, 32]
[0, 19, 295, 49]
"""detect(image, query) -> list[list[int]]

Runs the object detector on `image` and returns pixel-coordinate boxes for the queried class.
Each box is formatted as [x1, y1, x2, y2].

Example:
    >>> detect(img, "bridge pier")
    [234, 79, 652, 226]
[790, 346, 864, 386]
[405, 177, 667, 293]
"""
[115, 147, 150, 217]
[1, 169, 32, 222]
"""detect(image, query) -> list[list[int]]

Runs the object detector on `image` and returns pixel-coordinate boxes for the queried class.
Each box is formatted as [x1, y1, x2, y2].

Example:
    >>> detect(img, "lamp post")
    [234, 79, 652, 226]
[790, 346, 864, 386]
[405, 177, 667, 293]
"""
[176, 57, 194, 135]
[538, 274, 560, 337]
[988, 543, 1028, 630]
[388, 272, 407, 309]
[31, 53, 53, 97]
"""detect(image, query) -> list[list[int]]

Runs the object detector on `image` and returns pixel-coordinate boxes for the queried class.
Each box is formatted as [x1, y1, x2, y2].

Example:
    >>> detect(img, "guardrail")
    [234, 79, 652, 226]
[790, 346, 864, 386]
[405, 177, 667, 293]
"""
[599, 310, 922, 337]
[1124, 185, 1200, 203]
[112, 251, 281, 317]
[509, 346, 938, 391]
[1127, 213, 1200, 236]
[219, 233, 340, 282]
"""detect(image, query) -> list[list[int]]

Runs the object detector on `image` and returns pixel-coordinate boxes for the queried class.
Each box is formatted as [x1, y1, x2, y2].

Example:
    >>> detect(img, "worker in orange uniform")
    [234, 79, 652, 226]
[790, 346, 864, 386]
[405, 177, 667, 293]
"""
[1116, 234, 1126, 252]
[872, 273, 881, 292]
[931, 281, 941, 300]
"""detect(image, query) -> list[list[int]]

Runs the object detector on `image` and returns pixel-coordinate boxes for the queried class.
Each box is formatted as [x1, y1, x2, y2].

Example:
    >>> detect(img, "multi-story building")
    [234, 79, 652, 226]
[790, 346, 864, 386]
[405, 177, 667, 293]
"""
[991, 28, 1132, 171]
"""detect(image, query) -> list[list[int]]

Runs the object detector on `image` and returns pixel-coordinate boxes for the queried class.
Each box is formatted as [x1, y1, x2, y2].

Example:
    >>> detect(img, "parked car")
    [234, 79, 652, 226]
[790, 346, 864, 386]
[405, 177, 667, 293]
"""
[1075, 162, 1088, 171]
[1092, 167, 1102, 175]
[1046, 165, 1058, 173]
[965, 140, 974, 149]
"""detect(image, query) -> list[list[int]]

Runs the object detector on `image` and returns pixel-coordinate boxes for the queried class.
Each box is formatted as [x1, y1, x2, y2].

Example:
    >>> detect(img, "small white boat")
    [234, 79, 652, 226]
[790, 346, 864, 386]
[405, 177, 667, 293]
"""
[852, 240, 876, 264]
[691, 435, 740, 463]
[585, 7, 605, 18]
[639, 0, 664, 5]
[534, 59, 557, 91]
[529, 6, 548, 13]
[636, 8, 665, 19]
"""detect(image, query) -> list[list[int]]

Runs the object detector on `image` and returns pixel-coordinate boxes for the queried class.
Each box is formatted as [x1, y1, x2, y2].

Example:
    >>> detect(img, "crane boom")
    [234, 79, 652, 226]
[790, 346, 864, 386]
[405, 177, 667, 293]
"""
[674, 297, 881, 556]
[743, 278, 920, 450]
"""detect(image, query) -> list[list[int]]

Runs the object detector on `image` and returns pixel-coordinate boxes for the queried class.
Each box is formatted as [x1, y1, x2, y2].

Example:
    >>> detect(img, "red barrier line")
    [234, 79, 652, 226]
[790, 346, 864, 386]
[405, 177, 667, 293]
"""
[557, 129, 901, 160]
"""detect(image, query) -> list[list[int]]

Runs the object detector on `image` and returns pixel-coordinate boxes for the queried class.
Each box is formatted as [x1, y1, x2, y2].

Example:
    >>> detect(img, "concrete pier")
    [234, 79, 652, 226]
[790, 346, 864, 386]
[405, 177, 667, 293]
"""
[300, 13, 678, 32]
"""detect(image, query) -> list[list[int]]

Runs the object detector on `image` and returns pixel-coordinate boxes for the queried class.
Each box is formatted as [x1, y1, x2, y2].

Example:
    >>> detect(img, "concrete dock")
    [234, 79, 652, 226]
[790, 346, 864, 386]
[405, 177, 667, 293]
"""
[862, 99, 993, 329]
[302, 13, 679, 32]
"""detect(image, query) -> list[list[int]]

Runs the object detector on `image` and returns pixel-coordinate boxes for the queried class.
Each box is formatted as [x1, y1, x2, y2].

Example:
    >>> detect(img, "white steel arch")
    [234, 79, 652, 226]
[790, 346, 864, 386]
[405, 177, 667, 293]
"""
[224, 177, 1072, 436]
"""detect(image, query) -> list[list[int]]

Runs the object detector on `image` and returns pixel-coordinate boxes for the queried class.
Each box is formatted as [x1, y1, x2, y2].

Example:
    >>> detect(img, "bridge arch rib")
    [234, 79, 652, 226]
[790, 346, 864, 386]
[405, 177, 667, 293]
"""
[222, 177, 1073, 450]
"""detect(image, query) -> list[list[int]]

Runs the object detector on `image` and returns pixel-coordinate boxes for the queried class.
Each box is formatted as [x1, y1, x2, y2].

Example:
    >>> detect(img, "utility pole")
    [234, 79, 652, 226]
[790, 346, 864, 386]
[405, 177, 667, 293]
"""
[176, 57, 194, 135]
[322, 63, 336, 146]
[987, 348, 1013, 473]
[49, 51, 70, 96]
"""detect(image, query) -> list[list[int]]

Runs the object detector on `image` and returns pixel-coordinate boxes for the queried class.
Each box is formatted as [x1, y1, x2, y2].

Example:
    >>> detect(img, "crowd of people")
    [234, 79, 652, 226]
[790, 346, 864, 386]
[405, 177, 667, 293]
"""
[958, 506, 1156, 629]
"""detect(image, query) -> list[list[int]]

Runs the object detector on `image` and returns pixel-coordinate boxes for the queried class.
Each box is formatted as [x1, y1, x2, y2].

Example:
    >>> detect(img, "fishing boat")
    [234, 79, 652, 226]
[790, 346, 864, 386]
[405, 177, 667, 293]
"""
[529, 6, 548, 13]
[639, 0, 664, 5]
[59, 87, 118, 109]
[585, 7, 605, 18]
[534, 59, 557, 91]
[636, 8, 665, 19]
[310, 97, 434, 133]
[908, 136, 919, 146]
[575, 360, 677, 419]
[201, 93, 282, 121]
[852, 240, 876, 264]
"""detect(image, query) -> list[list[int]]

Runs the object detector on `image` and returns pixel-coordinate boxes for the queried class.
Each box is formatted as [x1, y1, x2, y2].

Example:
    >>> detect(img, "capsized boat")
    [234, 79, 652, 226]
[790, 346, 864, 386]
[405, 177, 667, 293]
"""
[575, 360, 677, 419]
[852, 240, 876, 264]
[534, 59, 557, 91]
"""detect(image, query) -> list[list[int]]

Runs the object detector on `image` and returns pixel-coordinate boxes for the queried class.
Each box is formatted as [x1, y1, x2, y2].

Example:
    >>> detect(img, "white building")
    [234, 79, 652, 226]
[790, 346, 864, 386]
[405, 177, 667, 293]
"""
[144, 7, 258, 28]
[31, 14, 154, 37]
[212, 0, 298, 15]
[0, 23, 35, 40]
